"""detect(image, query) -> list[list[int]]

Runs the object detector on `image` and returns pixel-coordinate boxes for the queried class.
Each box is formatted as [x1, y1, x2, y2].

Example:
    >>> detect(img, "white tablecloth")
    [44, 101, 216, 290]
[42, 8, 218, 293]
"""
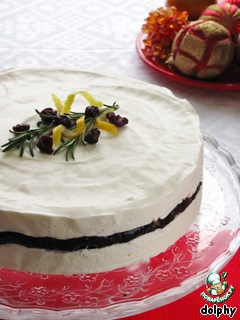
[0, 0, 239, 165]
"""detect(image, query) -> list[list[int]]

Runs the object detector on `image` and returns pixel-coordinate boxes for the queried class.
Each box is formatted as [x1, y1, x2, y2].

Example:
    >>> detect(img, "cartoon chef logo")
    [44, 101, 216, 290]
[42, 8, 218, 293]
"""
[206, 272, 228, 296]
[200, 272, 235, 303]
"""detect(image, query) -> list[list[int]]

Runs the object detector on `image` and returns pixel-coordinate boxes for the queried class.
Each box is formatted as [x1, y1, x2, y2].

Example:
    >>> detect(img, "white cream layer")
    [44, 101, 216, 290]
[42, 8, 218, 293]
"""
[0, 68, 203, 273]
[0, 190, 202, 274]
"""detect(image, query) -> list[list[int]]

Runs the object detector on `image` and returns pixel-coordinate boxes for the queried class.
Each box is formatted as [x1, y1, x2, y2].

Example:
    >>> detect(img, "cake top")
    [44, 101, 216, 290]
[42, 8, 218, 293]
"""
[0, 68, 203, 238]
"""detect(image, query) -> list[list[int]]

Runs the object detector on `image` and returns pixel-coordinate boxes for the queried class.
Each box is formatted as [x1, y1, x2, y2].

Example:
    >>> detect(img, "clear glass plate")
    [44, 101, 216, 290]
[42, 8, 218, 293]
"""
[0, 133, 239, 320]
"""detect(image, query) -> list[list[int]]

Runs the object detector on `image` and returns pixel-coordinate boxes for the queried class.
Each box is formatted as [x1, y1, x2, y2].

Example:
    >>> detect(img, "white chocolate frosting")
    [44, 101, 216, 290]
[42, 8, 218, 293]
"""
[0, 68, 203, 274]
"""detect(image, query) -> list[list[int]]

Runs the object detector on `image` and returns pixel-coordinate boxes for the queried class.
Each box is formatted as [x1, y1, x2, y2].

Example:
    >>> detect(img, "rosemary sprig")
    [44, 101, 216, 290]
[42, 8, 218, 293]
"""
[1, 92, 127, 161]
[69, 102, 119, 119]
[53, 136, 80, 161]
[1, 126, 50, 157]
[99, 102, 119, 115]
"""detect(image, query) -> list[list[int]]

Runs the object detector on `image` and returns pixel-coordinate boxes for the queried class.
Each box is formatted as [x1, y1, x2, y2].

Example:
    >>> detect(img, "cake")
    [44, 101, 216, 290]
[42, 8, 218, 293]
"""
[171, 20, 234, 79]
[0, 68, 203, 275]
[200, 3, 240, 35]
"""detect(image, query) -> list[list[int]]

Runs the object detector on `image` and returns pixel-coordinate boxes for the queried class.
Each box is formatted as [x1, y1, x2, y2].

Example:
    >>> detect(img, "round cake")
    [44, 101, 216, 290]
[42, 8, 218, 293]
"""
[0, 68, 203, 274]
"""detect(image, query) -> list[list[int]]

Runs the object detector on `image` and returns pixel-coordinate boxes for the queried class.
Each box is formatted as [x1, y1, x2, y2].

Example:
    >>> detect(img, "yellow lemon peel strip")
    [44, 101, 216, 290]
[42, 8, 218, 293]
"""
[52, 124, 62, 146]
[51, 94, 64, 114]
[78, 91, 103, 107]
[96, 119, 118, 134]
[62, 94, 75, 115]
[52, 91, 103, 115]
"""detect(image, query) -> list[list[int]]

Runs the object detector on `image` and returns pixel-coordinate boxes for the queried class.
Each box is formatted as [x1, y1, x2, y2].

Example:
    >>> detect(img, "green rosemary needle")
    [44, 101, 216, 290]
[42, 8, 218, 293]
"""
[53, 136, 80, 161]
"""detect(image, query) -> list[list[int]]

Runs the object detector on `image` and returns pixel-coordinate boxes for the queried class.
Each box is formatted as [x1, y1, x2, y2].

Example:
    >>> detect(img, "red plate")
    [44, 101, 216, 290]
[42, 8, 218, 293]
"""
[136, 32, 240, 90]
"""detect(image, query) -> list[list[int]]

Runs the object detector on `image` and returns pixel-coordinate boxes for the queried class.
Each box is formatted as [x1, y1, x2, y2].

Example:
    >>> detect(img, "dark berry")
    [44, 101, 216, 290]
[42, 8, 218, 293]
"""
[85, 106, 100, 119]
[84, 128, 101, 144]
[106, 112, 128, 127]
[39, 108, 57, 123]
[12, 123, 30, 132]
[53, 115, 72, 128]
[37, 135, 53, 154]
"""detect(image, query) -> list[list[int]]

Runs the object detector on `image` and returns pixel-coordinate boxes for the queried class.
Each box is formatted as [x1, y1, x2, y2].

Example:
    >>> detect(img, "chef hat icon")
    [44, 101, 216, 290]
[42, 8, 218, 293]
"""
[207, 273, 221, 285]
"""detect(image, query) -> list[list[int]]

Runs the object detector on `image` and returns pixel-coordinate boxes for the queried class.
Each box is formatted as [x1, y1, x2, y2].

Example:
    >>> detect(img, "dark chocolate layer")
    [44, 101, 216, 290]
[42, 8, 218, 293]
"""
[0, 182, 202, 251]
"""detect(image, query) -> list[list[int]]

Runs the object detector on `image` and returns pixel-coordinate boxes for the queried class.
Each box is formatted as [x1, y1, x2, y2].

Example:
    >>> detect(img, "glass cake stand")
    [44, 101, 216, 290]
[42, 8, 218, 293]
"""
[0, 133, 239, 320]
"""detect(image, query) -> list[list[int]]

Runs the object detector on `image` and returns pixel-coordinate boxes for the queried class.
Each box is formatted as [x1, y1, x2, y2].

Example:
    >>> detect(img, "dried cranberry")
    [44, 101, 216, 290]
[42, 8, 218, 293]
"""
[106, 112, 128, 127]
[39, 108, 57, 123]
[12, 123, 30, 132]
[84, 128, 101, 144]
[36, 135, 53, 154]
[53, 115, 72, 128]
[85, 106, 100, 119]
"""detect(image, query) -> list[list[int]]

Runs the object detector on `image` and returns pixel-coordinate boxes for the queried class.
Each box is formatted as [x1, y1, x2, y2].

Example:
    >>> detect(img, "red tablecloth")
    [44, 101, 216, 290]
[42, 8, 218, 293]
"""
[125, 249, 240, 320]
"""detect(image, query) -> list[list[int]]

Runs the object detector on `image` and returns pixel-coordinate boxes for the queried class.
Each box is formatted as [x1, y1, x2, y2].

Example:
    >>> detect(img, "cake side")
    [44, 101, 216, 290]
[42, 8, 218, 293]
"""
[0, 68, 203, 274]
[0, 189, 202, 274]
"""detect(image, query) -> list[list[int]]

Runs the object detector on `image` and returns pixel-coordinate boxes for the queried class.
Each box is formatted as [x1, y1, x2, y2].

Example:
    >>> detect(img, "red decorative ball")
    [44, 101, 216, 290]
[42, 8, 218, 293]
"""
[222, 0, 240, 9]
[171, 20, 234, 79]
[200, 3, 240, 35]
